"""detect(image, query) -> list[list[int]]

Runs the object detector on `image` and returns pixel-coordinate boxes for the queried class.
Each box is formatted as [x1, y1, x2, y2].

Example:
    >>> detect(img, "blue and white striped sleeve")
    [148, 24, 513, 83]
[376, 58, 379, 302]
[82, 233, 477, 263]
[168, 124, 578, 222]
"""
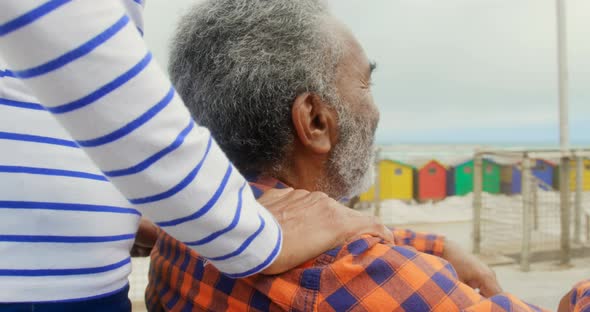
[0, 0, 282, 277]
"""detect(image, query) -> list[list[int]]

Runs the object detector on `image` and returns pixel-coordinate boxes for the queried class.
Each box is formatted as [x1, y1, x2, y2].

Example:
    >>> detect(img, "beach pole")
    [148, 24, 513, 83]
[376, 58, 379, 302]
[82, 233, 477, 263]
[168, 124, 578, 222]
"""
[473, 154, 483, 254]
[556, 0, 571, 266]
[521, 155, 532, 272]
[373, 148, 382, 218]
[574, 154, 583, 243]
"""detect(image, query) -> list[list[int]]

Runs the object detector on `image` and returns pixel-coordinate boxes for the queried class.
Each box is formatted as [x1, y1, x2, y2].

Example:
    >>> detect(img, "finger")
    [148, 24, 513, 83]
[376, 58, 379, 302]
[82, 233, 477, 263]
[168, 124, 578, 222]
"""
[258, 188, 294, 210]
[477, 276, 502, 297]
[358, 225, 394, 243]
[258, 189, 312, 217]
[373, 223, 394, 243]
[261, 188, 309, 205]
[260, 189, 323, 228]
[345, 216, 394, 244]
[258, 188, 293, 202]
[305, 191, 330, 206]
[282, 189, 313, 202]
[479, 282, 502, 297]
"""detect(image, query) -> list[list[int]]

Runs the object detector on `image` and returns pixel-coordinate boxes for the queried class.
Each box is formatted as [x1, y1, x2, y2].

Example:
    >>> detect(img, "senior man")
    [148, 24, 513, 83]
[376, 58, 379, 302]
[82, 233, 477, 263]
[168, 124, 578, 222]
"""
[145, 0, 550, 311]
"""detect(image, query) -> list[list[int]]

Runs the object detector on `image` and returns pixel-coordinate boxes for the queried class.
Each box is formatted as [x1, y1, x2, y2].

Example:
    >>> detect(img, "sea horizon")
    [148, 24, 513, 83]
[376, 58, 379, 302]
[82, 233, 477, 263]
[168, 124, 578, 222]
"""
[373, 142, 590, 164]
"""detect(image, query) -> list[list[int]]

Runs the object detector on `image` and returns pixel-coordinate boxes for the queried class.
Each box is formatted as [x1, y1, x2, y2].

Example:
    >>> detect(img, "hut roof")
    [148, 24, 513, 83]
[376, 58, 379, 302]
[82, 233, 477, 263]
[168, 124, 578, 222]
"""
[417, 159, 448, 170]
[380, 159, 416, 169]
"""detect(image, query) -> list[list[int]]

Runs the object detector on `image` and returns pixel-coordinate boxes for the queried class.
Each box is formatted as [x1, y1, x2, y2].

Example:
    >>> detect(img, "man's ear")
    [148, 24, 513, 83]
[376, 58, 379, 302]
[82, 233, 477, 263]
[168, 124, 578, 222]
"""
[291, 92, 337, 155]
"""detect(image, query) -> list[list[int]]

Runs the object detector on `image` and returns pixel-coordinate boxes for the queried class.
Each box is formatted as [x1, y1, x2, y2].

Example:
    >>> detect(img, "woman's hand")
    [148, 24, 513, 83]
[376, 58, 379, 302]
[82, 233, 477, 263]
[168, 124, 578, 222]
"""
[258, 188, 393, 275]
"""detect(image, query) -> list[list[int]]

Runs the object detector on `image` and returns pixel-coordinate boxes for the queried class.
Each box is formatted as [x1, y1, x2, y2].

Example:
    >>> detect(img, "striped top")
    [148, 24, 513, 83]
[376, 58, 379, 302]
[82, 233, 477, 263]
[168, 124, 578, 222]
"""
[0, 0, 281, 303]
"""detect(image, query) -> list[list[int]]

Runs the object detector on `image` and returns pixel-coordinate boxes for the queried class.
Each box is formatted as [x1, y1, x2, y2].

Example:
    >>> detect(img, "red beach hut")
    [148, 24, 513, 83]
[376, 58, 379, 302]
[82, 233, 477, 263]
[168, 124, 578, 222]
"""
[415, 160, 447, 201]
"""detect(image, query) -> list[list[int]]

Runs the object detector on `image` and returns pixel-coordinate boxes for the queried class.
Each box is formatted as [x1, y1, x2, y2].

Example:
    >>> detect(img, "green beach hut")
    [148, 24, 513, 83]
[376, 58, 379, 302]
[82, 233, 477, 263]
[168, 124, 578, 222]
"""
[449, 159, 501, 196]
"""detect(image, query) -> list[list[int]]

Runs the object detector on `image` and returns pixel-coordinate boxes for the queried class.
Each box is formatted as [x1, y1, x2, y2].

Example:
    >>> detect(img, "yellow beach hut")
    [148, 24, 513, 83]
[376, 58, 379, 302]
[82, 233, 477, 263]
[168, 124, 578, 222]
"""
[569, 158, 590, 191]
[360, 159, 415, 201]
[554, 158, 590, 191]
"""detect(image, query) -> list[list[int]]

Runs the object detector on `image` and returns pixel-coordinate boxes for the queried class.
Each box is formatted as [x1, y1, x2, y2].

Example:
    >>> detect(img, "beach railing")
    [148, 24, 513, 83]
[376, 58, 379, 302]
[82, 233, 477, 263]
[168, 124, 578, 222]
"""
[473, 149, 590, 271]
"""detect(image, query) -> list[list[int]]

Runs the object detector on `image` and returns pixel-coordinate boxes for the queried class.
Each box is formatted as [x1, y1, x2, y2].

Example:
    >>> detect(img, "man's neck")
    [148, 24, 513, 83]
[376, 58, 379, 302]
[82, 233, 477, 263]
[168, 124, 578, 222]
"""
[273, 152, 328, 192]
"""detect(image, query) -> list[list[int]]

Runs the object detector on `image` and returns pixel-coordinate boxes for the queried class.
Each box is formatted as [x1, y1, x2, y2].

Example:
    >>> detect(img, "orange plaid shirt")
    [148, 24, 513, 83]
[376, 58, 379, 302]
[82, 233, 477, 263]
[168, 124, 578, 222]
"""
[567, 279, 590, 312]
[146, 177, 547, 312]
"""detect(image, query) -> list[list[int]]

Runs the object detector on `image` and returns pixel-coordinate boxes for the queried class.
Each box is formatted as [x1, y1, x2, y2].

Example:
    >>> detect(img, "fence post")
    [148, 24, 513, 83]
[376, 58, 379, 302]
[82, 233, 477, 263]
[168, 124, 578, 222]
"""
[521, 155, 533, 272]
[373, 148, 382, 218]
[473, 154, 483, 254]
[533, 180, 539, 231]
[559, 155, 571, 266]
[574, 154, 583, 243]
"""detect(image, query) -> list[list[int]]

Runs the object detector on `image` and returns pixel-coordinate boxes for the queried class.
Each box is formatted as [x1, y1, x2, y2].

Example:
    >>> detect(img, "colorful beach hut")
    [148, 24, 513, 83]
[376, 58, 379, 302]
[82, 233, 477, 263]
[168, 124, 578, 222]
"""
[501, 159, 556, 194]
[555, 158, 590, 191]
[570, 158, 590, 191]
[360, 159, 415, 201]
[501, 165, 513, 194]
[448, 159, 501, 196]
[415, 160, 447, 201]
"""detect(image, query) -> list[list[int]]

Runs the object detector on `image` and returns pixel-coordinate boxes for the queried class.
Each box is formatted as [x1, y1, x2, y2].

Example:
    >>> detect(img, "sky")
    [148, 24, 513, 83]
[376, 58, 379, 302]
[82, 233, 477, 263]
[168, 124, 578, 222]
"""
[143, 0, 589, 145]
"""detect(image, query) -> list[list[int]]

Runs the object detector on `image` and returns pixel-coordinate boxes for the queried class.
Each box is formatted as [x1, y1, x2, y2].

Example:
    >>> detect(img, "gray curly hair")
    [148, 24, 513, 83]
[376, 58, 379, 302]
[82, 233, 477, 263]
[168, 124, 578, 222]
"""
[169, 0, 344, 174]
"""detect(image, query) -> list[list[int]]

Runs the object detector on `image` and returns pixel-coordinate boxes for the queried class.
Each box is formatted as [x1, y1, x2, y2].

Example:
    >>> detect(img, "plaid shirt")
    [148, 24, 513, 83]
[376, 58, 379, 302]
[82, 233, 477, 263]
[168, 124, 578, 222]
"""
[146, 177, 547, 312]
[568, 280, 590, 312]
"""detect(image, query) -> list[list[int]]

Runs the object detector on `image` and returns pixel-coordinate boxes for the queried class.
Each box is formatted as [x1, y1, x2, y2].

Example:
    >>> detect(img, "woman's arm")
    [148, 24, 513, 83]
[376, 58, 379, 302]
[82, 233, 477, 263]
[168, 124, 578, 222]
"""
[0, 0, 392, 277]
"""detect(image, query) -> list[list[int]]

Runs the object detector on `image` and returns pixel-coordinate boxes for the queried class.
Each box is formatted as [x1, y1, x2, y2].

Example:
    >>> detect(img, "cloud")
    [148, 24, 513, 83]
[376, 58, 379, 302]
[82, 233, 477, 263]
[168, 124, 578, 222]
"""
[376, 119, 589, 145]
[328, 0, 590, 144]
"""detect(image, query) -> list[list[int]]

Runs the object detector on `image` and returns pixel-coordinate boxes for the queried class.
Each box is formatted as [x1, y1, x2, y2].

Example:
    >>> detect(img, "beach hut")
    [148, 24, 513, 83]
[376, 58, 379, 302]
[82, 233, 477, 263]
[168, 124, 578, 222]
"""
[570, 158, 590, 191]
[449, 159, 501, 196]
[360, 159, 415, 201]
[415, 160, 447, 201]
[501, 159, 556, 194]
[447, 169, 456, 196]
[500, 165, 513, 194]
[555, 158, 590, 191]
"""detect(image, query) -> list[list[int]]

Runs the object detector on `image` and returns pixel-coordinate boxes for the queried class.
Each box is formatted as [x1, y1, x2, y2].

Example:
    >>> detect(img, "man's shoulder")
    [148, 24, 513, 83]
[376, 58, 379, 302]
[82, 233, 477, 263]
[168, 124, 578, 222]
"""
[149, 231, 469, 311]
[331, 235, 448, 262]
[152, 231, 452, 281]
[321, 236, 455, 281]
[306, 236, 469, 311]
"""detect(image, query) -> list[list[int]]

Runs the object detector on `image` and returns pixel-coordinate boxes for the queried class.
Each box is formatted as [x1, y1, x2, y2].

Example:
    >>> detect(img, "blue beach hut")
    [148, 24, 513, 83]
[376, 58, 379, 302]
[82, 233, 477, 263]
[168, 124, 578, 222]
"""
[501, 159, 556, 194]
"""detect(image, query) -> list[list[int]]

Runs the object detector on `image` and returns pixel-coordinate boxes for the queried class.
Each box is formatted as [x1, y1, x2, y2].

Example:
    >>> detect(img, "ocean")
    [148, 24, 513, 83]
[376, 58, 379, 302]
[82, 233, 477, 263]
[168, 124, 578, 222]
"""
[376, 143, 590, 166]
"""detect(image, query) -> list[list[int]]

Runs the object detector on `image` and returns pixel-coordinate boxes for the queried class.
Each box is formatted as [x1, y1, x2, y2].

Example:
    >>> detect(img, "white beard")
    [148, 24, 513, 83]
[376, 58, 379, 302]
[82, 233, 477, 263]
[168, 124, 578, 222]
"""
[323, 110, 377, 199]
[348, 161, 375, 197]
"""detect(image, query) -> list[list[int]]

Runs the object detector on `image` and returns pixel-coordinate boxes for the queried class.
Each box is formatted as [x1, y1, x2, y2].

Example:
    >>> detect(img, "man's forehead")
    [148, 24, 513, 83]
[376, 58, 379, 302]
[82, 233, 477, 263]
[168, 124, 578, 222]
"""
[330, 21, 370, 77]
